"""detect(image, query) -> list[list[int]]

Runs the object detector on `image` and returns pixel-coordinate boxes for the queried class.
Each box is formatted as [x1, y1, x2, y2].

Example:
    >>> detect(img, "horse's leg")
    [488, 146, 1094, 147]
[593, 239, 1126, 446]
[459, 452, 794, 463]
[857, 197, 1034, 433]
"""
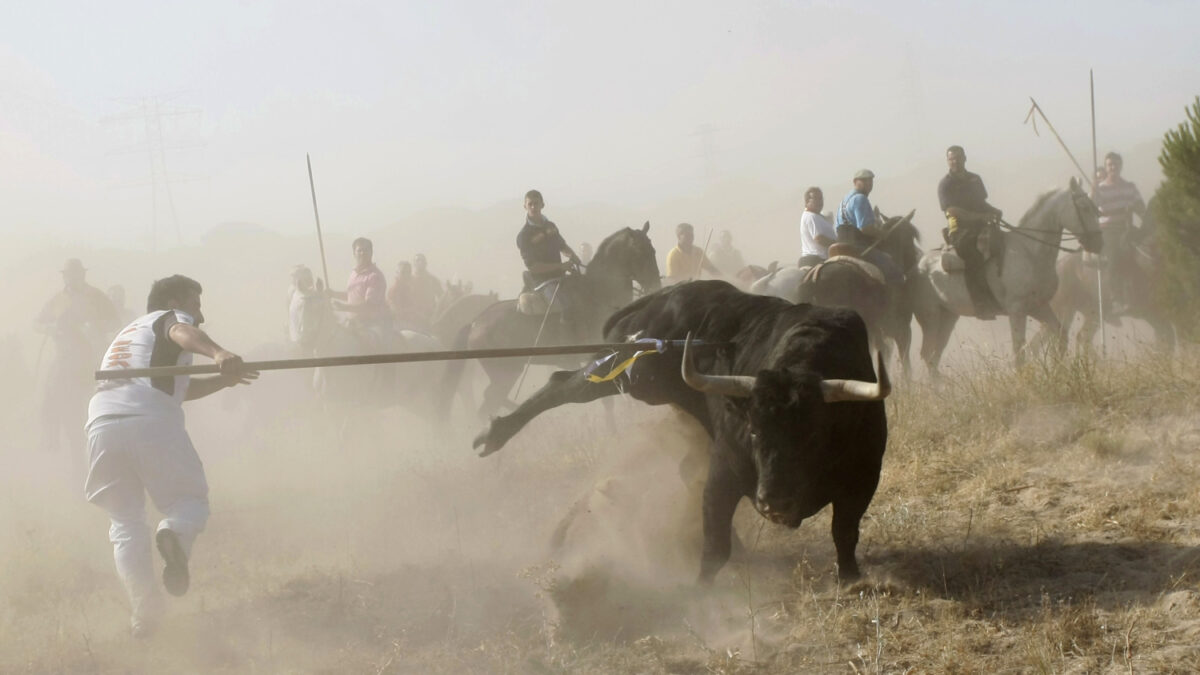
[1028, 302, 1066, 358]
[474, 367, 623, 456]
[1146, 312, 1176, 353]
[871, 325, 890, 370]
[1009, 312, 1029, 368]
[1077, 310, 1100, 355]
[477, 361, 520, 419]
[924, 308, 959, 377]
[890, 314, 913, 380]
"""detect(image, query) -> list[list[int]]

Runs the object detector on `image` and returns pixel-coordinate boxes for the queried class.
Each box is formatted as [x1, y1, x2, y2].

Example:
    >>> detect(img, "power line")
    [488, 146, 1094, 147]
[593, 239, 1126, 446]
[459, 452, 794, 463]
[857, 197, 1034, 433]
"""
[102, 95, 203, 251]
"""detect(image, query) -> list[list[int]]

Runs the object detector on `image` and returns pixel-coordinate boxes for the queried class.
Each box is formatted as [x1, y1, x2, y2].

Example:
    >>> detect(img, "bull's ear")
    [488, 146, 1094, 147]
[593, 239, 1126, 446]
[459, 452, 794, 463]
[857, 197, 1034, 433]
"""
[642, 221, 650, 234]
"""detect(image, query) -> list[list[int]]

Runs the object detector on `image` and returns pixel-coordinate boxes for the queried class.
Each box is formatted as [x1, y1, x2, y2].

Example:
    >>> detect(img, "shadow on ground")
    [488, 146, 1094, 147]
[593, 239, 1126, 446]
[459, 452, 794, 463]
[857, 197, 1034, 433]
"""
[871, 539, 1200, 613]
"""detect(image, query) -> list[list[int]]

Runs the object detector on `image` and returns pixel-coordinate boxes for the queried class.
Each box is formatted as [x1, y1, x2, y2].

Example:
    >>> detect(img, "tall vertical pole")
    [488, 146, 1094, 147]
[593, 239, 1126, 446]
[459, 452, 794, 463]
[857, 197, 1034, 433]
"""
[306, 153, 331, 290]
[1091, 70, 1107, 356]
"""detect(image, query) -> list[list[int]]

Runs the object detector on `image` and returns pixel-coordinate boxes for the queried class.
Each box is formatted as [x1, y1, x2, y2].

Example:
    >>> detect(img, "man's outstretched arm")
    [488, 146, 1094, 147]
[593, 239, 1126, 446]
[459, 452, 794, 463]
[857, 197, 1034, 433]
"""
[168, 323, 258, 400]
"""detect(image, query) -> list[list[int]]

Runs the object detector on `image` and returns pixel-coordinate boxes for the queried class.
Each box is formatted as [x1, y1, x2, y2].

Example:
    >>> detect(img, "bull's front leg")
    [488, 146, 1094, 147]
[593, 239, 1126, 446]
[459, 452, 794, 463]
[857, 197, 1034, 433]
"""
[698, 454, 745, 585]
[830, 489, 874, 582]
[473, 367, 623, 457]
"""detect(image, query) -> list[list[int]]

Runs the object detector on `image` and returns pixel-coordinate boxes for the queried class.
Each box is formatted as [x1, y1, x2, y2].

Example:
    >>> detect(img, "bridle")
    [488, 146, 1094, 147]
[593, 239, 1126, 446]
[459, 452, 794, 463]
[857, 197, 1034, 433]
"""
[997, 188, 1099, 254]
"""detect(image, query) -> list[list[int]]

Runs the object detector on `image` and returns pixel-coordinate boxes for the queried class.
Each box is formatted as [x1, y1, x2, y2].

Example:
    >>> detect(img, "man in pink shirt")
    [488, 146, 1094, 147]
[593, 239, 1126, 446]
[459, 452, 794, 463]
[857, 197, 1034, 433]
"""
[324, 237, 394, 353]
[329, 237, 389, 323]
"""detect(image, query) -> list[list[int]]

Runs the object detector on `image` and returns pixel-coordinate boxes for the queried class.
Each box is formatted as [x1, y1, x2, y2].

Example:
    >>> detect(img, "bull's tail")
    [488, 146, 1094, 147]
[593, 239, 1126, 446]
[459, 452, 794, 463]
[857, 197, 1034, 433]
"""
[437, 322, 473, 420]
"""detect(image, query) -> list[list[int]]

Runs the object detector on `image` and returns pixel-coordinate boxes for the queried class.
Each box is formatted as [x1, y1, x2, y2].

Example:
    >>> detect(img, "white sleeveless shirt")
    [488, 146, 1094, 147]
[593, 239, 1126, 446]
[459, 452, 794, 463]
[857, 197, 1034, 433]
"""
[86, 310, 196, 426]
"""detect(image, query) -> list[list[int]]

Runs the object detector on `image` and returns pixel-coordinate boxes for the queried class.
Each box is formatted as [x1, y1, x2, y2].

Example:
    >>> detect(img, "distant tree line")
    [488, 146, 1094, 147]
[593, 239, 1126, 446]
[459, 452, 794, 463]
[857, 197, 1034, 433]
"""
[1153, 96, 1200, 339]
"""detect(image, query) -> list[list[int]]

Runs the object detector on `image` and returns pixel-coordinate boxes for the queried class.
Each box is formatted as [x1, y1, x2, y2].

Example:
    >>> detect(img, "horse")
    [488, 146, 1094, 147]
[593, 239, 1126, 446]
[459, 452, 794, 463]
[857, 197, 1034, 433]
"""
[748, 211, 922, 377]
[911, 178, 1104, 374]
[1051, 208, 1176, 352]
[441, 222, 662, 418]
[289, 276, 443, 416]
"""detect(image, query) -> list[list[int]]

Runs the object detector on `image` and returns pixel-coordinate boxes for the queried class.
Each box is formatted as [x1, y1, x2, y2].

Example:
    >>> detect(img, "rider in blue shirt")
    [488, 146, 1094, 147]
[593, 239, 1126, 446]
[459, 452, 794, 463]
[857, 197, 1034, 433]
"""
[835, 169, 903, 284]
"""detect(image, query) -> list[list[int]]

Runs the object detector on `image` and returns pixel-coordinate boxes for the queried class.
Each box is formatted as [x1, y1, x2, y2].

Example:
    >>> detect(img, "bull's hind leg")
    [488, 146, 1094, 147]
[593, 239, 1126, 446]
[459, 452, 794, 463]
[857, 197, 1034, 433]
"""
[473, 367, 622, 456]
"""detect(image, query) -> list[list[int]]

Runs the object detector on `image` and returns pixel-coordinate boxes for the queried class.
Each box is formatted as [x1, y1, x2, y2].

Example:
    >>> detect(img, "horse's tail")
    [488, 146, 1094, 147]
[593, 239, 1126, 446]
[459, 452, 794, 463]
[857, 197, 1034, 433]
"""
[437, 321, 473, 419]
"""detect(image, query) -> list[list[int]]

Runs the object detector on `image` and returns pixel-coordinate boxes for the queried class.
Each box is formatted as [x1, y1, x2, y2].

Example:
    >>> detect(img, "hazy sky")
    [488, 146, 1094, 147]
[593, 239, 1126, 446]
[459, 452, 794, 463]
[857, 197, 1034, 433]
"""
[2, 0, 1198, 250]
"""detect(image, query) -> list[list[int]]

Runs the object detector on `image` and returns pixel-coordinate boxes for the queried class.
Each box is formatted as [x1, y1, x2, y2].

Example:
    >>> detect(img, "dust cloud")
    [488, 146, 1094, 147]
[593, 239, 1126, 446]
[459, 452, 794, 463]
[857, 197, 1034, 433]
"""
[0, 237, 786, 671]
[0, 168, 1182, 670]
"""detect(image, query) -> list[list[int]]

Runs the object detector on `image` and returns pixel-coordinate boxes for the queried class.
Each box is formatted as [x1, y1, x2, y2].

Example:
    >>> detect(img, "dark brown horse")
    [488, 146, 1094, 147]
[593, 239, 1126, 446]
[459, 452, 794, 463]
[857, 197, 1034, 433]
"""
[1052, 217, 1176, 351]
[792, 210, 921, 377]
[441, 223, 662, 417]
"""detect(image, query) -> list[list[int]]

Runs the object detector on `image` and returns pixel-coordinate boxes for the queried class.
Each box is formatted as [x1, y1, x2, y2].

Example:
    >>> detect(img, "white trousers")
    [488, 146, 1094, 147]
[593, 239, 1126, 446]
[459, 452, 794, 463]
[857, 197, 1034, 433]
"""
[84, 414, 209, 622]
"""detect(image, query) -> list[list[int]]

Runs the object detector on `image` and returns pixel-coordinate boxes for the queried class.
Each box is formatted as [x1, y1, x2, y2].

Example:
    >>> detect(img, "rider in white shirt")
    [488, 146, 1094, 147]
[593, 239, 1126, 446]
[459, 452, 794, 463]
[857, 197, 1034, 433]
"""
[799, 187, 838, 267]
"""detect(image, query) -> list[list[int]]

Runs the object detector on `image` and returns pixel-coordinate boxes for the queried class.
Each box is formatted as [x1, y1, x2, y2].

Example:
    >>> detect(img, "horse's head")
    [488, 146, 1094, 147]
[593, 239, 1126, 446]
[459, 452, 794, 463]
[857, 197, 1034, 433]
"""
[1065, 177, 1104, 254]
[876, 209, 923, 273]
[592, 221, 662, 293]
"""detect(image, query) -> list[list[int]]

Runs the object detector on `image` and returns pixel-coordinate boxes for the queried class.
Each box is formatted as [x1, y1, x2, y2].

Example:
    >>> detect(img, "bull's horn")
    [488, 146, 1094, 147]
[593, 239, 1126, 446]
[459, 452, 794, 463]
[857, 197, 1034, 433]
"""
[820, 351, 891, 403]
[681, 332, 754, 398]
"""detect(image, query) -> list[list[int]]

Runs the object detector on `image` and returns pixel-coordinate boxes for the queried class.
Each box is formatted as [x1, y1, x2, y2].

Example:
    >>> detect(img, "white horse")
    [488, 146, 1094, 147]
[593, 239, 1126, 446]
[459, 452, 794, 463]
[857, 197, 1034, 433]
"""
[748, 262, 803, 302]
[911, 178, 1104, 374]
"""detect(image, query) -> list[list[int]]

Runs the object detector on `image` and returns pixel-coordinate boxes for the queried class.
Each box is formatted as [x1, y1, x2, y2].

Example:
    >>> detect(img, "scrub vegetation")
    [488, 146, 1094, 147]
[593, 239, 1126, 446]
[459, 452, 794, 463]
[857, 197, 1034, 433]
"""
[3, 341, 1200, 673]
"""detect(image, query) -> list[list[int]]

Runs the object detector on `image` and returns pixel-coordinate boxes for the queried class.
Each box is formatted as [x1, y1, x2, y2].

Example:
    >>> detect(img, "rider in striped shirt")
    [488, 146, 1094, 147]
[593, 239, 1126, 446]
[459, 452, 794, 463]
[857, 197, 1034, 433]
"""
[1091, 152, 1146, 315]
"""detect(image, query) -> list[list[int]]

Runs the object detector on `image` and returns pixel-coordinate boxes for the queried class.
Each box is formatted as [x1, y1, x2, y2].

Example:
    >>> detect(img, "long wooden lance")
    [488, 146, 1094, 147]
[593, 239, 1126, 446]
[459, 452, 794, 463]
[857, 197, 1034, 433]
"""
[1024, 97, 1094, 191]
[1090, 70, 1107, 355]
[94, 340, 731, 380]
[306, 153, 331, 289]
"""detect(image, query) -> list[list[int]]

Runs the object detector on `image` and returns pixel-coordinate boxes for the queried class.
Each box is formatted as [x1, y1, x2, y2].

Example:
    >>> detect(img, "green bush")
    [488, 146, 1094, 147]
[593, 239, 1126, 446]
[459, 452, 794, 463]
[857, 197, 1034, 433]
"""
[1153, 96, 1200, 339]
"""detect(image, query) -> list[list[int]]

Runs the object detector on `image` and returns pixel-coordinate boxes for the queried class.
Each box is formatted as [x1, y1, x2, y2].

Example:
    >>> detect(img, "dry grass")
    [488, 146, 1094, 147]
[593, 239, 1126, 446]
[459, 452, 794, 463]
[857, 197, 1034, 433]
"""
[4, 346, 1200, 673]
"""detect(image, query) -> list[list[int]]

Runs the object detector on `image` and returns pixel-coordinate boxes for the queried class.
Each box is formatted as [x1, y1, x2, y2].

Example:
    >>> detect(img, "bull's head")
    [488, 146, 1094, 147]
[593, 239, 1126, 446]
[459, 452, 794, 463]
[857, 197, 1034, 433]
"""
[681, 333, 890, 525]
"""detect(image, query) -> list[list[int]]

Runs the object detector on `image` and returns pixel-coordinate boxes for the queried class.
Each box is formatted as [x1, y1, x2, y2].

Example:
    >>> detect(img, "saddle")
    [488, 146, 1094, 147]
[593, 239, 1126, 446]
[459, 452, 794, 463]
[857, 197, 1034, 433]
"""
[518, 277, 567, 316]
[806, 255, 887, 286]
[938, 224, 1005, 274]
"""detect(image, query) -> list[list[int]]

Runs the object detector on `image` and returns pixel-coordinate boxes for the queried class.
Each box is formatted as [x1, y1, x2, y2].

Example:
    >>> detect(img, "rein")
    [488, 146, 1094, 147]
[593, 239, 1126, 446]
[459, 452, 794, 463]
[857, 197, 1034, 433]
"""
[995, 192, 1098, 254]
[996, 220, 1084, 253]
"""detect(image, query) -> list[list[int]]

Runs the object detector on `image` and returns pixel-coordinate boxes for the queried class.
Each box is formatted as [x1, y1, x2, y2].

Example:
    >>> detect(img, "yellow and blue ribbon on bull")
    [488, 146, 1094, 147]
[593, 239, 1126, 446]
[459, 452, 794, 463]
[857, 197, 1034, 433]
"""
[583, 338, 714, 383]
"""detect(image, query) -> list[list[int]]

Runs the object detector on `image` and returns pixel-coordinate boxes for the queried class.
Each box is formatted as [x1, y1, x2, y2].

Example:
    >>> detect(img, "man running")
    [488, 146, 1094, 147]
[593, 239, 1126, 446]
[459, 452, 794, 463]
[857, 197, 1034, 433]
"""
[85, 275, 256, 637]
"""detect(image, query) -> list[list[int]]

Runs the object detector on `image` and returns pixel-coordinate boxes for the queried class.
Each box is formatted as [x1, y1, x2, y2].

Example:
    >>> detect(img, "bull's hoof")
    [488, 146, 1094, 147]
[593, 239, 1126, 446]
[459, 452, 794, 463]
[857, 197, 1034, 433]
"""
[472, 428, 497, 457]
[836, 562, 862, 583]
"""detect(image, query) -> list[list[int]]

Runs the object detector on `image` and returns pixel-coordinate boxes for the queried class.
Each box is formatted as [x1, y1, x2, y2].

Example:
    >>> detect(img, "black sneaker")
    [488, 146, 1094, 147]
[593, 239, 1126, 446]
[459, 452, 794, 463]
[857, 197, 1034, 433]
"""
[156, 529, 190, 597]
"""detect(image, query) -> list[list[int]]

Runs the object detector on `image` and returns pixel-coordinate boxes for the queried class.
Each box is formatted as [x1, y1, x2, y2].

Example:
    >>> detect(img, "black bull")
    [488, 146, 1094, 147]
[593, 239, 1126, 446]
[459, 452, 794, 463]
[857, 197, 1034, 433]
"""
[474, 280, 890, 583]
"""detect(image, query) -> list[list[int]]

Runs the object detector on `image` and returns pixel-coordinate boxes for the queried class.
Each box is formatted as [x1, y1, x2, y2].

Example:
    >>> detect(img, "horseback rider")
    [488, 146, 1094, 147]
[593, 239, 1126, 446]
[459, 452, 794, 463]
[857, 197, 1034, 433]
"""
[834, 170, 904, 284]
[516, 189, 583, 336]
[799, 187, 838, 268]
[327, 237, 392, 347]
[939, 145, 1004, 320]
[1091, 151, 1147, 315]
[36, 258, 118, 456]
[665, 222, 721, 285]
[410, 253, 444, 329]
[710, 230, 746, 277]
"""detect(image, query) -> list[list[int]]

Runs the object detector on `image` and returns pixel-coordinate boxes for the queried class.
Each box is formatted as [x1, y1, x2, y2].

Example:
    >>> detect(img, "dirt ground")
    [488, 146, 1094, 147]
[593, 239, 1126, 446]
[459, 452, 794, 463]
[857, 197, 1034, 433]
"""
[3, 332, 1200, 673]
